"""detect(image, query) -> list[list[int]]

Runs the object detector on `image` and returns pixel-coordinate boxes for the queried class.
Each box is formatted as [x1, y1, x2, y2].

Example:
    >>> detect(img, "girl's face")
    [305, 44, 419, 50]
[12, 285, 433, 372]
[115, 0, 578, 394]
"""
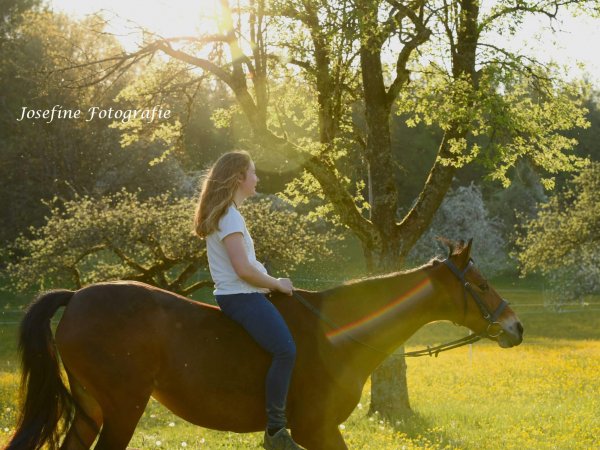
[238, 161, 259, 199]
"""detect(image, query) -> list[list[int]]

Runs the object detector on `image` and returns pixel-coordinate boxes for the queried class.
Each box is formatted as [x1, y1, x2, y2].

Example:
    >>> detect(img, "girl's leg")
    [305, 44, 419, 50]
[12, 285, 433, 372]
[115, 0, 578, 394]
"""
[216, 293, 296, 431]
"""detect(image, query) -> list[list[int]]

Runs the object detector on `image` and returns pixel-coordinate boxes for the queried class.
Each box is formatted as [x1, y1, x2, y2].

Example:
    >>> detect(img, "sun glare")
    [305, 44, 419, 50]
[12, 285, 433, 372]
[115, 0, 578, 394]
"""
[50, 0, 221, 52]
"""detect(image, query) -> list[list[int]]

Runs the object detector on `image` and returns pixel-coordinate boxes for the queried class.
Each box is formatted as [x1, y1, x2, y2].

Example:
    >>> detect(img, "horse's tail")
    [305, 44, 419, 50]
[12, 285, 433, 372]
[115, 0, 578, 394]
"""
[5, 289, 76, 450]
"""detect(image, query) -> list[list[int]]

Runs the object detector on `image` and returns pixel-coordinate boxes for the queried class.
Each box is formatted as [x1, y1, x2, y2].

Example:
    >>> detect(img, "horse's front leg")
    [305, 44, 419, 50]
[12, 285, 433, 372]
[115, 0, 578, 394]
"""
[292, 425, 348, 450]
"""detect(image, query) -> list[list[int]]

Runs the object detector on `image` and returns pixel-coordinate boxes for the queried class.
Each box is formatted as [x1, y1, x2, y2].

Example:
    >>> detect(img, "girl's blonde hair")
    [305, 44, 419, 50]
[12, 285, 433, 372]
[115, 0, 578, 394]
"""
[194, 151, 252, 237]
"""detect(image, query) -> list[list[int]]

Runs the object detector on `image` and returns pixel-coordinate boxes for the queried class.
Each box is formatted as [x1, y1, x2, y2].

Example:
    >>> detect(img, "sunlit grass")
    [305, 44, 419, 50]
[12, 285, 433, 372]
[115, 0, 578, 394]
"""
[402, 340, 599, 449]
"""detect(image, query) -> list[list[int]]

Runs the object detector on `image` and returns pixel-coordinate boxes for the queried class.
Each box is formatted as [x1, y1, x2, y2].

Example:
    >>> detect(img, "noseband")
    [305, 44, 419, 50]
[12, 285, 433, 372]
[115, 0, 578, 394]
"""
[443, 258, 509, 338]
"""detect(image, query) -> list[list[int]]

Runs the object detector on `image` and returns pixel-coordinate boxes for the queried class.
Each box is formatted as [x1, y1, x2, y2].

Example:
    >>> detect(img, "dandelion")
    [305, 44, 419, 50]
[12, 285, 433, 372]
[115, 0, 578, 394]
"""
[5, 408, 11, 412]
[151, 414, 156, 418]
[200, 438, 206, 444]
[155, 440, 162, 446]
[357, 403, 363, 410]
[181, 442, 187, 447]
[169, 422, 175, 427]
[338, 424, 345, 430]
[4, 428, 10, 432]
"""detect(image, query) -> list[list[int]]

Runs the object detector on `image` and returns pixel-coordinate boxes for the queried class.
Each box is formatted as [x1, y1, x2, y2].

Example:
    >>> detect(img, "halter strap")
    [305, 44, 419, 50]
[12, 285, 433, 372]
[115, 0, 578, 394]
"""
[443, 258, 509, 325]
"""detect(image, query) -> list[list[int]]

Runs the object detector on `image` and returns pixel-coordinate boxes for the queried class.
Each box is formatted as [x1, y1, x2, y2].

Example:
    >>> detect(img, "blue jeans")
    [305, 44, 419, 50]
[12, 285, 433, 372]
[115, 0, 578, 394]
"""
[215, 292, 296, 430]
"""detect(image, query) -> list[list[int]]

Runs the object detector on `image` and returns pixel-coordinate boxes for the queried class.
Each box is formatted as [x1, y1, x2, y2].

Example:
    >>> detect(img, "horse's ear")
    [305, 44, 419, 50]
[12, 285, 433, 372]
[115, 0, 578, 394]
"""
[465, 238, 473, 258]
[436, 236, 455, 258]
[454, 238, 473, 267]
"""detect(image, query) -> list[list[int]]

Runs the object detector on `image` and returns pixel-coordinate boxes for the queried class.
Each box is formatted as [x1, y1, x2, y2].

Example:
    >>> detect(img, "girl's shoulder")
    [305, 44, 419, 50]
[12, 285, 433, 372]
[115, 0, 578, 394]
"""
[220, 204, 245, 225]
[209, 204, 246, 241]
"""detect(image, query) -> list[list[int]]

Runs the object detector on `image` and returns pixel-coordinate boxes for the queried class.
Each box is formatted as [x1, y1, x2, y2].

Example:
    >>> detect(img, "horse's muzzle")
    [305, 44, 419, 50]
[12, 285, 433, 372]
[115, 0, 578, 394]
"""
[497, 319, 523, 348]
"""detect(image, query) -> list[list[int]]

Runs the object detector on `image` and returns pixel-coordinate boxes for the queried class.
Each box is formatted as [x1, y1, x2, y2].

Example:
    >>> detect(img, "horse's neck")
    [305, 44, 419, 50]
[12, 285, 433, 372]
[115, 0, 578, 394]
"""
[321, 267, 444, 374]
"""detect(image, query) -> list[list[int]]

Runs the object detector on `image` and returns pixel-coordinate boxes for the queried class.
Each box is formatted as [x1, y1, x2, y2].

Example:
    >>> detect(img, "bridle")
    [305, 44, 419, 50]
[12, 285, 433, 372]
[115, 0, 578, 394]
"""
[443, 258, 509, 339]
[291, 257, 510, 358]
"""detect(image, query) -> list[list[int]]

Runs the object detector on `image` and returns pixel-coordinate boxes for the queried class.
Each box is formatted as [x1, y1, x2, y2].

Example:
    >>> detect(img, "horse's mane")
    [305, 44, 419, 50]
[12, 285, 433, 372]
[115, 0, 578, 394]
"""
[319, 256, 442, 298]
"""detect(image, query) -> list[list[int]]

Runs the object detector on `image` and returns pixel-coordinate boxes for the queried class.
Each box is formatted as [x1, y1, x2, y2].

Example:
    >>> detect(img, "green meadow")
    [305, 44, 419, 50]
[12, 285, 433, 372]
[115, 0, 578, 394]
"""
[0, 285, 598, 449]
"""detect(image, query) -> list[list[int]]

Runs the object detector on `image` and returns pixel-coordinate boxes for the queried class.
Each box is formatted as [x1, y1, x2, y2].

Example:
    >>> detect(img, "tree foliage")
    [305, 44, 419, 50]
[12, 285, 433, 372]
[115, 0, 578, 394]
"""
[516, 162, 600, 303]
[397, 65, 590, 189]
[6, 190, 339, 295]
[240, 196, 342, 274]
[0, 10, 198, 244]
[0, 0, 39, 42]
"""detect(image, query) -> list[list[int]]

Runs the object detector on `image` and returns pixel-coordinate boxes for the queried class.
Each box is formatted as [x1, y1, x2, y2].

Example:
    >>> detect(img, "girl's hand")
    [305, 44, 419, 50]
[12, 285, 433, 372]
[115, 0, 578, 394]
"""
[276, 278, 294, 296]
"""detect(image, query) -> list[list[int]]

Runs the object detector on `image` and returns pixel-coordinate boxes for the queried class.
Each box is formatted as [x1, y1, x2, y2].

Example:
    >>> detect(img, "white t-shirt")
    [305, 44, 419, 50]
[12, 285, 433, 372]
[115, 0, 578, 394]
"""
[206, 204, 269, 295]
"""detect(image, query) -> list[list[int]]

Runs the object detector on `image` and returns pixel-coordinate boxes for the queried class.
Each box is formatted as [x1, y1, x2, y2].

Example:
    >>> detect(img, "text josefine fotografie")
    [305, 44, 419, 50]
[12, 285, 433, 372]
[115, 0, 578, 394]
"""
[17, 105, 171, 123]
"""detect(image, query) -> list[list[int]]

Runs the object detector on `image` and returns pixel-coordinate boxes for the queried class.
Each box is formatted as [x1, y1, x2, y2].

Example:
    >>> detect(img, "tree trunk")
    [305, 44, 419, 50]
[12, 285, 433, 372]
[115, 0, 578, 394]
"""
[369, 0, 480, 419]
[368, 241, 411, 416]
[357, 0, 414, 417]
[367, 132, 459, 418]
[369, 350, 410, 415]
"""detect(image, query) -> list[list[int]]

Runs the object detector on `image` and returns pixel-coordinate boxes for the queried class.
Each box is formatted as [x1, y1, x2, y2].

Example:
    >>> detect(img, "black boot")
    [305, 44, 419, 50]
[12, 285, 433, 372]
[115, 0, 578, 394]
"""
[262, 428, 302, 450]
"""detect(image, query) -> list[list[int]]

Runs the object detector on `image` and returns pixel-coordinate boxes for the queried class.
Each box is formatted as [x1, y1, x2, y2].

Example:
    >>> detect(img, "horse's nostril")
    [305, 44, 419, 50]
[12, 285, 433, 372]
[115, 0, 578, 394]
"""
[516, 322, 523, 336]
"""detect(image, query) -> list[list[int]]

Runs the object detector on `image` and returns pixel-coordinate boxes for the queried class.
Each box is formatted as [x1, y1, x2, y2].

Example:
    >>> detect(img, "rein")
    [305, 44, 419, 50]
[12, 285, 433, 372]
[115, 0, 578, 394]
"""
[292, 258, 508, 358]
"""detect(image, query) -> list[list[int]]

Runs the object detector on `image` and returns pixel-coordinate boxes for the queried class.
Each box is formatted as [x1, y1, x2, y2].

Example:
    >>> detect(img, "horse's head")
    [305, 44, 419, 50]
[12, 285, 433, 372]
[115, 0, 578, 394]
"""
[433, 238, 523, 348]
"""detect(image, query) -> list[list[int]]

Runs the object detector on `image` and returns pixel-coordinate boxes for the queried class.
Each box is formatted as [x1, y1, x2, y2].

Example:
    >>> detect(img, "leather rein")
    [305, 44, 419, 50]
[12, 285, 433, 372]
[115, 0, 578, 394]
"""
[292, 258, 509, 358]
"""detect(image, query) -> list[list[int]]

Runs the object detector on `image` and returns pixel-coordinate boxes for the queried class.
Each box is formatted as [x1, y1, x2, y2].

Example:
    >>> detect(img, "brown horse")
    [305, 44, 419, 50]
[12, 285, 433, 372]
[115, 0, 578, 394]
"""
[6, 239, 523, 450]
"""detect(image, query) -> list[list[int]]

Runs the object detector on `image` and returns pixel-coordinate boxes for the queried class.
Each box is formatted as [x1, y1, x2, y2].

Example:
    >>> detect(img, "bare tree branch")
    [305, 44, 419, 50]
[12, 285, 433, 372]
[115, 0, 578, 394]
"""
[155, 40, 235, 86]
[385, 0, 431, 107]
[478, 0, 581, 34]
[106, 242, 151, 276]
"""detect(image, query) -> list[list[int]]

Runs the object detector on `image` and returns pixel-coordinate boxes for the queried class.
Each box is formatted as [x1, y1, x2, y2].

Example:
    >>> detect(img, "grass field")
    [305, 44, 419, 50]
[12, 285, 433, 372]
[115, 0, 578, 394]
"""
[0, 284, 599, 449]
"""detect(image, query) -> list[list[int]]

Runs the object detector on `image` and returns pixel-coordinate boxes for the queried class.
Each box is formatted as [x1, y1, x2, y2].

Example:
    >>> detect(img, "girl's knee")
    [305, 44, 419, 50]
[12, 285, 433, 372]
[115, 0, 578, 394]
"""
[287, 340, 297, 360]
[275, 339, 296, 361]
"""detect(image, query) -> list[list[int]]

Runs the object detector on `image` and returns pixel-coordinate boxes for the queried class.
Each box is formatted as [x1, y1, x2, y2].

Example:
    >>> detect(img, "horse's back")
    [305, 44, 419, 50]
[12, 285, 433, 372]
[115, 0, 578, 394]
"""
[54, 281, 221, 381]
[62, 280, 216, 317]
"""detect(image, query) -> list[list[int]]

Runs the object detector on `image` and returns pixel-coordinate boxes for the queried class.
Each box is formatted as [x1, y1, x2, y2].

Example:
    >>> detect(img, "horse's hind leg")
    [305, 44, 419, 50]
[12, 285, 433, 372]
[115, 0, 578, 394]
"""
[293, 424, 348, 450]
[61, 374, 103, 449]
[60, 409, 101, 450]
[92, 389, 152, 450]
